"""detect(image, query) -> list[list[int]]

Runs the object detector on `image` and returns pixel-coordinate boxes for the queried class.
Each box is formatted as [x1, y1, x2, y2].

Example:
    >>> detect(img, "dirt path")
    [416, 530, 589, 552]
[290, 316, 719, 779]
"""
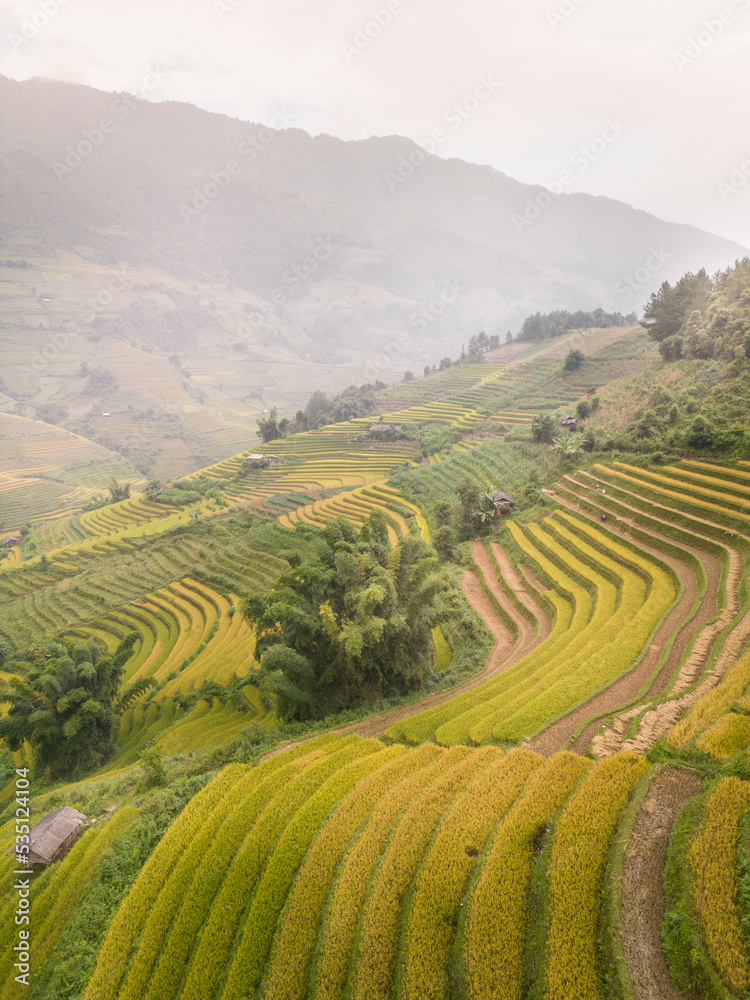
[471, 541, 535, 659]
[527, 492, 707, 756]
[620, 766, 702, 1000]
[490, 542, 552, 643]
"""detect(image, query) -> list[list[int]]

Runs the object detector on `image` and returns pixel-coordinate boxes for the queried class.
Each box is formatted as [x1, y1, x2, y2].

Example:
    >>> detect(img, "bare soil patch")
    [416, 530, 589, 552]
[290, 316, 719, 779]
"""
[620, 766, 702, 1000]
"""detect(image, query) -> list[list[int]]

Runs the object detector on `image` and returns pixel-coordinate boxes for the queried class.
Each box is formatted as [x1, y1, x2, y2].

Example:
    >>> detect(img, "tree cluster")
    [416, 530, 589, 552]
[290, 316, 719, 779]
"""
[642, 259, 750, 363]
[0, 636, 152, 779]
[242, 514, 445, 720]
[518, 308, 636, 342]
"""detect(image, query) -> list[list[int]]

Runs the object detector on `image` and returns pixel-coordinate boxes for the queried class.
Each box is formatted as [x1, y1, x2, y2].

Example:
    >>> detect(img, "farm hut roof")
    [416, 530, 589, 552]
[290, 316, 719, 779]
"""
[491, 491, 516, 505]
[247, 454, 266, 461]
[2, 535, 19, 547]
[8, 806, 87, 865]
[559, 416, 577, 426]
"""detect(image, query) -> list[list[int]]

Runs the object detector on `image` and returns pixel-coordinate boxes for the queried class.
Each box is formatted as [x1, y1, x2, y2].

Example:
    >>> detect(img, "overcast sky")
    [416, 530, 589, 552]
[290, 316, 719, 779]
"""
[2, 0, 749, 248]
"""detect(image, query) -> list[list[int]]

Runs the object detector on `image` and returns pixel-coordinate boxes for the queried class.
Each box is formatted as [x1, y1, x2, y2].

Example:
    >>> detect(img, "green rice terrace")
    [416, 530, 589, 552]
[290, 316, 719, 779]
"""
[1, 320, 750, 1000]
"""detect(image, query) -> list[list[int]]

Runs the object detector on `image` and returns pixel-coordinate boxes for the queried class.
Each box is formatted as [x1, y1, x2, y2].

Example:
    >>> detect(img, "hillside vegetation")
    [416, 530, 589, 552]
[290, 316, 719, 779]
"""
[0, 275, 749, 1000]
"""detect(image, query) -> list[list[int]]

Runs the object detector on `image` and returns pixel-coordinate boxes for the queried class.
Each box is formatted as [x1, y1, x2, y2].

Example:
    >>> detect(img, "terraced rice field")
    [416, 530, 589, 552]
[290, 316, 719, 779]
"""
[387, 509, 678, 747]
[279, 484, 417, 546]
[0, 519, 292, 650]
[80, 736, 651, 1000]
[548, 460, 750, 755]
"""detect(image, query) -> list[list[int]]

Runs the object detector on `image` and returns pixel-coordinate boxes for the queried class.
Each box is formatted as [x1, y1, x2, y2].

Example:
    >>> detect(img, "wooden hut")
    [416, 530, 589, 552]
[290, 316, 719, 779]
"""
[10, 807, 87, 866]
[490, 491, 517, 515]
[559, 415, 577, 430]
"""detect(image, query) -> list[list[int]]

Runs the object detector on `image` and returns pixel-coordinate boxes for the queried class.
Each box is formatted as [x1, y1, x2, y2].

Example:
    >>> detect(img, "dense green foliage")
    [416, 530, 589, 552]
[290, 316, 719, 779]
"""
[563, 348, 585, 372]
[305, 382, 385, 429]
[642, 259, 750, 362]
[519, 308, 636, 341]
[242, 514, 445, 719]
[0, 636, 151, 778]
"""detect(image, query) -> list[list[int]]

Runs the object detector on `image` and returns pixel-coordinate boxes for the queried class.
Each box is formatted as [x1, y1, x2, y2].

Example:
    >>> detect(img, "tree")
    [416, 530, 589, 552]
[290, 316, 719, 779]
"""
[686, 416, 715, 449]
[242, 515, 444, 719]
[108, 478, 131, 504]
[0, 636, 153, 779]
[256, 406, 281, 443]
[641, 270, 712, 343]
[144, 478, 161, 501]
[432, 524, 455, 562]
[472, 486, 515, 528]
[472, 490, 500, 528]
[403, 370, 415, 382]
[576, 400, 591, 421]
[532, 414, 556, 444]
[563, 349, 585, 372]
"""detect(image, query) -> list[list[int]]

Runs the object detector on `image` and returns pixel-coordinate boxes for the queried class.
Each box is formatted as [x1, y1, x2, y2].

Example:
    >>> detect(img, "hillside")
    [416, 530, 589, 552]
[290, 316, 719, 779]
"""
[0, 293, 749, 998]
[1, 76, 748, 475]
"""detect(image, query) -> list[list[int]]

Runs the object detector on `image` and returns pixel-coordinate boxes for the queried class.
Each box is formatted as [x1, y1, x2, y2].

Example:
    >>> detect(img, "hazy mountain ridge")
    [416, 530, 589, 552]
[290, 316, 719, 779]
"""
[1, 75, 746, 357]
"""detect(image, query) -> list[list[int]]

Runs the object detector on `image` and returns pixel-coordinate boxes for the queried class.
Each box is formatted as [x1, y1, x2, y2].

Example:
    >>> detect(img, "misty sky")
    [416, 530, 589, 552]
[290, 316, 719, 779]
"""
[2, 0, 749, 248]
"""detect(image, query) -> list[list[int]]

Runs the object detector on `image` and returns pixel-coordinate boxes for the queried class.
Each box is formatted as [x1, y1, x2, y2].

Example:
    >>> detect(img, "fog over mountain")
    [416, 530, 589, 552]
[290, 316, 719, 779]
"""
[0, 76, 746, 365]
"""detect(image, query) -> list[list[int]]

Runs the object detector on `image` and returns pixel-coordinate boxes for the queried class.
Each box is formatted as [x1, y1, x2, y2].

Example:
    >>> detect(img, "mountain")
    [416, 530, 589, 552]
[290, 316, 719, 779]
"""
[0, 76, 746, 478]
[1, 76, 746, 358]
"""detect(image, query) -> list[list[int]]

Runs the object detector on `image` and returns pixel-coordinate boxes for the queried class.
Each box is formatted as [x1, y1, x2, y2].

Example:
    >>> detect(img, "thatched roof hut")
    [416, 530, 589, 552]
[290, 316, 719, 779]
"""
[9, 806, 87, 866]
[491, 491, 517, 514]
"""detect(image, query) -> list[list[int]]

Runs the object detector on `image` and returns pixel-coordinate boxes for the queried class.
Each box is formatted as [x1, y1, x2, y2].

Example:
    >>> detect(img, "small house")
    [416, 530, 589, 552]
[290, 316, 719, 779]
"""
[8, 806, 86, 866]
[491, 491, 516, 514]
[559, 416, 577, 430]
[2, 535, 19, 549]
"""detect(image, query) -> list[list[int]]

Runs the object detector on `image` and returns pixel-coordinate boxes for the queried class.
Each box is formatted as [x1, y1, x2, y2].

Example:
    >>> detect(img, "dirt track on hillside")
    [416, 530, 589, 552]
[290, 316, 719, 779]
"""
[620, 766, 701, 1000]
